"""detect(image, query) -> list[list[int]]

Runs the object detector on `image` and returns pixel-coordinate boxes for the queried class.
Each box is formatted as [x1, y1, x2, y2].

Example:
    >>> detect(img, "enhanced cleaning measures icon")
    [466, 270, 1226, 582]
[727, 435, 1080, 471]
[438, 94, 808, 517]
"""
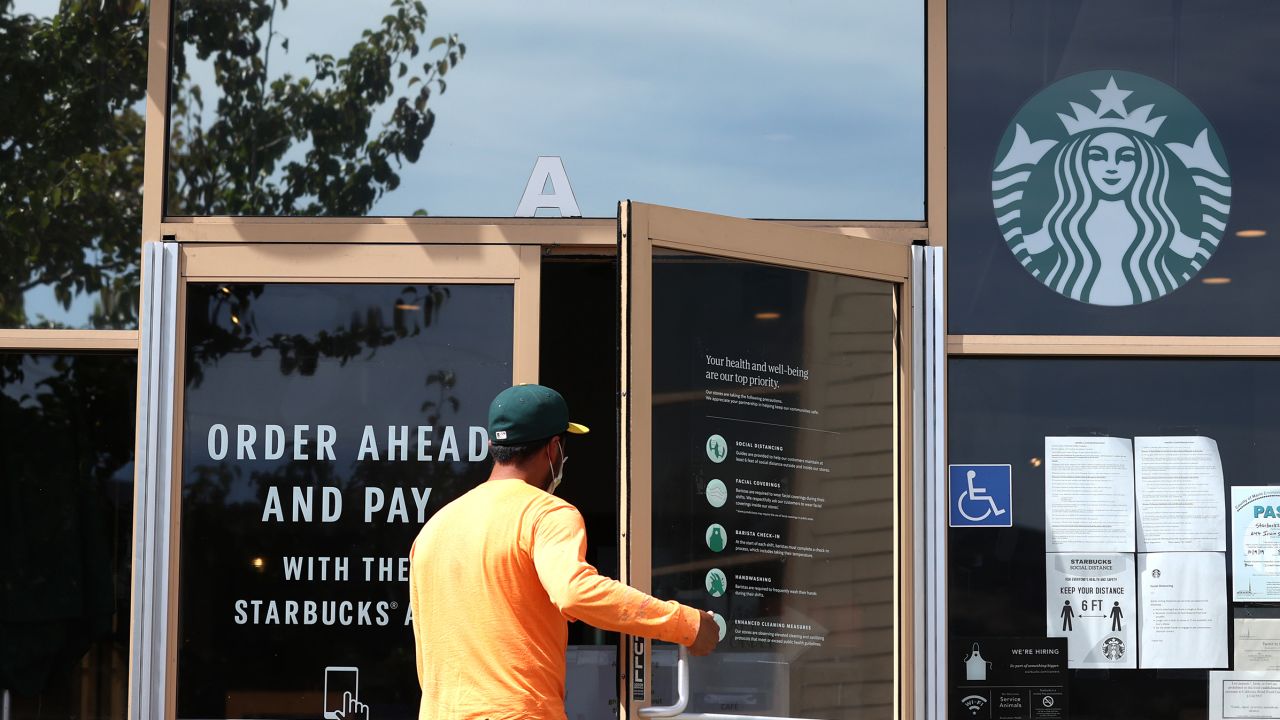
[949, 465, 1013, 527]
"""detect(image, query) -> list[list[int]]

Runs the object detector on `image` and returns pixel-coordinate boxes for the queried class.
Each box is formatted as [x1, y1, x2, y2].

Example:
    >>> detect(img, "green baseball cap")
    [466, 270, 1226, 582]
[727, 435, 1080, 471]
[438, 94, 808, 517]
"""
[488, 384, 589, 446]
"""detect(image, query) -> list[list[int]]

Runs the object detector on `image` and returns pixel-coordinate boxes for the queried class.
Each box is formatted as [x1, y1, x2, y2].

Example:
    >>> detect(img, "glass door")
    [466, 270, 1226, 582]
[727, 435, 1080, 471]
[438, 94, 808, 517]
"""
[619, 203, 915, 720]
[167, 243, 539, 720]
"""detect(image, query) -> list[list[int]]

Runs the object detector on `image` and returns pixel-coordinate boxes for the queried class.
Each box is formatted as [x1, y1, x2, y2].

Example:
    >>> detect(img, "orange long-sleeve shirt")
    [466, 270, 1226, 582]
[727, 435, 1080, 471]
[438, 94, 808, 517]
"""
[409, 478, 701, 720]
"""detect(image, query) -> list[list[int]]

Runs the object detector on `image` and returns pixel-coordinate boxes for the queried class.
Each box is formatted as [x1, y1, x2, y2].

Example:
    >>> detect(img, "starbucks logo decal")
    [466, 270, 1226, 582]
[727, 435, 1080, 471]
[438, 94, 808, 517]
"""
[993, 71, 1230, 306]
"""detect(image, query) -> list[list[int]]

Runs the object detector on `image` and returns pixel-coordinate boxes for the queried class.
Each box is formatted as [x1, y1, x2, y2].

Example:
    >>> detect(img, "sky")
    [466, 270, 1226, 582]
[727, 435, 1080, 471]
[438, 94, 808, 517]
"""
[176, 0, 925, 219]
[14, 0, 924, 325]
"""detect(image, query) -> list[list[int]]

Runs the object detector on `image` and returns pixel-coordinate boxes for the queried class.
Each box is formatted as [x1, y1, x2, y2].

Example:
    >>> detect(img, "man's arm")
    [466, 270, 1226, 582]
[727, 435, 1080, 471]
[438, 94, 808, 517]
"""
[531, 505, 718, 654]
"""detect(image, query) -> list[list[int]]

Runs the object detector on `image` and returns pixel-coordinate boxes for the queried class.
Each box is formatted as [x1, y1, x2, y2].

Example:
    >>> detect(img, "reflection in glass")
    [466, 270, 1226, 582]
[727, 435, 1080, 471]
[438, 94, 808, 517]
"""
[650, 251, 897, 720]
[949, 357, 1280, 720]
[0, 353, 137, 719]
[168, 0, 465, 217]
[2, 2, 145, 328]
[167, 0, 922, 218]
[177, 283, 512, 719]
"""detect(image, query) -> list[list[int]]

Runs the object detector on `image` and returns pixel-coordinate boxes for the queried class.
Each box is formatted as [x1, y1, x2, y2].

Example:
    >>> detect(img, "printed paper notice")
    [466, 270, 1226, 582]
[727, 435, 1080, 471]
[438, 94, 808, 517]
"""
[1137, 552, 1228, 668]
[1135, 436, 1227, 552]
[1045, 437, 1135, 553]
[1232, 486, 1280, 602]
[1236, 619, 1280, 672]
[1045, 553, 1137, 669]
[1210, 672, 1280, 720]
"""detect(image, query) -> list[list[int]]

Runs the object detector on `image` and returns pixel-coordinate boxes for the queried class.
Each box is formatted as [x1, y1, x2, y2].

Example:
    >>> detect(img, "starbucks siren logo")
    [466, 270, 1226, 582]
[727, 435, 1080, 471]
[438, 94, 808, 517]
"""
[993, 71, 1231, 306]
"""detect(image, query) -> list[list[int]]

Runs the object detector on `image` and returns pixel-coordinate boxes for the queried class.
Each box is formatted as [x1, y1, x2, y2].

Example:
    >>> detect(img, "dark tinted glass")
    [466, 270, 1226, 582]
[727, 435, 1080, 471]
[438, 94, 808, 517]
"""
[649, 251, 897, 719]
[949, 357, 1280, 720]
[2, 2, 144, 328]
[540, 257, 620, 717]
[177, 283, 511, 719]
[0, 353, 137, 719]
[949, 2, 1280, 335]
[167, 0, 923, 219]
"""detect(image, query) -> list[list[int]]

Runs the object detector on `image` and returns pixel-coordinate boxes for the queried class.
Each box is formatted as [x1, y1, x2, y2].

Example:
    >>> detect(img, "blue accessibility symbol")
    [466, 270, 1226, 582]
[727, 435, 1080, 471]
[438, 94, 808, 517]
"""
[949, 464, 1013, 527]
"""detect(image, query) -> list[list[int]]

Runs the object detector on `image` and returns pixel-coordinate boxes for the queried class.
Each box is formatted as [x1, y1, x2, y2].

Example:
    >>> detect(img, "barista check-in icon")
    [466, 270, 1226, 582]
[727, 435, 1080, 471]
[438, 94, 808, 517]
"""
[706, 523, 727, 552]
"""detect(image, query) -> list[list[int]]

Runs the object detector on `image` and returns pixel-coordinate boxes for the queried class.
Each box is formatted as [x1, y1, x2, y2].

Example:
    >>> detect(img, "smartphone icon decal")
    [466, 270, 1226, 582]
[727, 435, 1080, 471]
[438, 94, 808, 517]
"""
[323, 666, 359, 719]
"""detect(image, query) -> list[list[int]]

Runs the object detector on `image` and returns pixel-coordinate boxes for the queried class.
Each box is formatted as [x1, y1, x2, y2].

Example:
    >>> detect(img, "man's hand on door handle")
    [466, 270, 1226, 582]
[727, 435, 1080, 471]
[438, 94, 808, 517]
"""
[689, 611, 721, 656]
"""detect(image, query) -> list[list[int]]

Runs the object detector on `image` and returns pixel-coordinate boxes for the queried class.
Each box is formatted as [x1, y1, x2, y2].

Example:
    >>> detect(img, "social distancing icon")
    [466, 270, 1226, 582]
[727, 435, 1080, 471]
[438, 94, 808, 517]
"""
[706, 434, 727, 463]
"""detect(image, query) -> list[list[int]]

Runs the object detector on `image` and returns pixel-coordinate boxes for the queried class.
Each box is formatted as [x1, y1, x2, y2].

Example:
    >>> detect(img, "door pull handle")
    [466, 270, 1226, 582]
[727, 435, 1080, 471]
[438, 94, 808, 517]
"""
[638, 645, 690, 718]
[637, 646, 824, 720]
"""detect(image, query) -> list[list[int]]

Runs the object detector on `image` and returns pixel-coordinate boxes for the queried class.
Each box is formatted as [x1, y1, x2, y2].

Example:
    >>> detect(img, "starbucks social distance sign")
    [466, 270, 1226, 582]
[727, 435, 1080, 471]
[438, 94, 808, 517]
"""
[993, 71, 1231, 306]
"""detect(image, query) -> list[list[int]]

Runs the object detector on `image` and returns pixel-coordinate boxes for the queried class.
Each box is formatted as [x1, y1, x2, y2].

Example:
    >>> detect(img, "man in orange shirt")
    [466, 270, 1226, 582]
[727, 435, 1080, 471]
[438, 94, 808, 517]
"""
[409, 384, 718, 720]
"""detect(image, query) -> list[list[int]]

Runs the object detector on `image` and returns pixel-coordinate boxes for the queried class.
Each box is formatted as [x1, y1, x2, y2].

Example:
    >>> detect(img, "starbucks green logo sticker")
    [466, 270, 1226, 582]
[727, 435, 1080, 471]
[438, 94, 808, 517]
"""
[993, 71, 1230, 306]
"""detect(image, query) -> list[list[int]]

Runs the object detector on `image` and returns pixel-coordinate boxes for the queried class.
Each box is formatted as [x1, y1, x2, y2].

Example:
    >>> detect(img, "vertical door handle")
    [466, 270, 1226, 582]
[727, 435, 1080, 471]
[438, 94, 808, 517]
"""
[634, 644, 827, 720]
[637, 645, 689, 718]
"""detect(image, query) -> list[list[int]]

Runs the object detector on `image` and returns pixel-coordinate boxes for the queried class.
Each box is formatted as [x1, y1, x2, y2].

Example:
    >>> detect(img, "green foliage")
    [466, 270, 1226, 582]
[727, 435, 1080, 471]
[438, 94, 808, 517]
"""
[168, 0, 464, 215]
[0, 0, 464, 328]
[0, 0, 147, 329]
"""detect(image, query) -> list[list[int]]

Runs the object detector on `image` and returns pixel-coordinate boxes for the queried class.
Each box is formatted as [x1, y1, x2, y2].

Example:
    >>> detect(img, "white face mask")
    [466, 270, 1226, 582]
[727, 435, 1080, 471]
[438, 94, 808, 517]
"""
[547, 443, 568, 495]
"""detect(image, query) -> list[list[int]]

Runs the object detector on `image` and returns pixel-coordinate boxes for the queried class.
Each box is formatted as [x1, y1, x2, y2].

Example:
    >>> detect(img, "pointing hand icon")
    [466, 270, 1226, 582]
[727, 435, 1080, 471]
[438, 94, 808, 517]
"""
[335, 691, 369, 720]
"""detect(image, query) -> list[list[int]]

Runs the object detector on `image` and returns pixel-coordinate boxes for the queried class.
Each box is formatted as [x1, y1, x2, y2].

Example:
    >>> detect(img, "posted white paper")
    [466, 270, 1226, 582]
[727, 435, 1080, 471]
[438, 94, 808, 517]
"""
[1137, 552, 1228, 668]
[1209, 672, 1280, 720]
[1135, 436, 1227, 552]
[1045, 552, 1137, 669]
[1233, 486, 1280, 602]
[1237, 619, 1280, 672]
[1045, 437, 1135, 553]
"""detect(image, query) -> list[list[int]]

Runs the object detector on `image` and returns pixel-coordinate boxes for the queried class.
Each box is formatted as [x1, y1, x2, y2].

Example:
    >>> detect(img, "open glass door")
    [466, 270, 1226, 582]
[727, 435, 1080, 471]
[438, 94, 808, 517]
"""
[619, 203, 915, 720]
[160, 242, 540, 719]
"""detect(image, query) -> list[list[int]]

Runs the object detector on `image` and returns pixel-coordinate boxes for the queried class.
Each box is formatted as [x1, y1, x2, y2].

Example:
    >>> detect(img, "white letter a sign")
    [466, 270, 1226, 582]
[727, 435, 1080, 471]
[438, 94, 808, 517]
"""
[515, 156, 581, 217]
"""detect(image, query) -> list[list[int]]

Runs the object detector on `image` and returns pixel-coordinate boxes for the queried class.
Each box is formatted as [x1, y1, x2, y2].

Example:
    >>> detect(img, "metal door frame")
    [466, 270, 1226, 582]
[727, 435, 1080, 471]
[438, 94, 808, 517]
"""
[617, 201, 943, 720]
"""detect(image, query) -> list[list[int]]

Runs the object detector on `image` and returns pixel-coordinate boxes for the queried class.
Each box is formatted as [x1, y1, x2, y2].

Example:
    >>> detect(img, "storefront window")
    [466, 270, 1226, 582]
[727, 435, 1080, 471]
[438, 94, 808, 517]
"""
[177, 283, 512, 719]
[649, 251, 897, 719]
[2, 2, 145, 329]
[0, 353, 137, 719]
[949, 2, 1280, 335]
[949, 357, 1280, 720]
[167, 0, 923, 219]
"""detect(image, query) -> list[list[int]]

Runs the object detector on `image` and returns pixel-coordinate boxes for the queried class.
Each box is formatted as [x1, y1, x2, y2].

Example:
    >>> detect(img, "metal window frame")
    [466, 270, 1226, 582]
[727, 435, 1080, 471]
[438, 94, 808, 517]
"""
[128, 242, 181, 720]
[912, 246, 947, 720]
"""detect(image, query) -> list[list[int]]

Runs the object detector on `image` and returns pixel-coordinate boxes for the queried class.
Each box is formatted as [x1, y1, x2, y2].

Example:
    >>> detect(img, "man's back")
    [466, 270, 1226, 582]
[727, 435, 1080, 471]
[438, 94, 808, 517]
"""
[410, 479, 572, 720]
[410, 476, 703, 720]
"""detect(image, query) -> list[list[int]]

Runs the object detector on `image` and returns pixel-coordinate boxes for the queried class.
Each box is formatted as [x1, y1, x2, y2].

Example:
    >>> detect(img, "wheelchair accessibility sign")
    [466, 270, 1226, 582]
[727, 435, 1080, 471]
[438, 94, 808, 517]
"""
[949, 464, 1013, 527]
